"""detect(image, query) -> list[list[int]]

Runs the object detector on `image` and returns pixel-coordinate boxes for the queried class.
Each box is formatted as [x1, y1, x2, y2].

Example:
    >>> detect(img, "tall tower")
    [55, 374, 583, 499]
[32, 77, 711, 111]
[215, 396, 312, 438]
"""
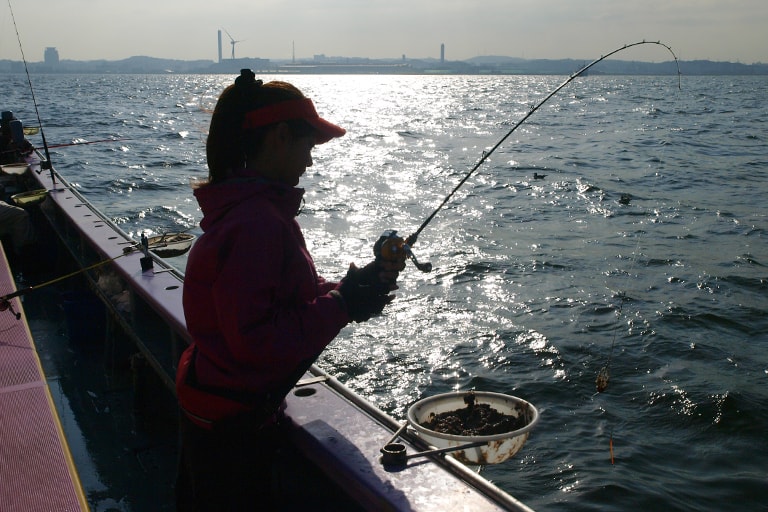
[217, 30, 223, 63]
[44, 47, 59, 66]
[440, 43, 445, 64]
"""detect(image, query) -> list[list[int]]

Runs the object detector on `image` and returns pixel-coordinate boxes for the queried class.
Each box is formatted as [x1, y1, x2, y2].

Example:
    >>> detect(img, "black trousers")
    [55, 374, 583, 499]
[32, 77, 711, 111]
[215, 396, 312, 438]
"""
[175, 411, 280, 511]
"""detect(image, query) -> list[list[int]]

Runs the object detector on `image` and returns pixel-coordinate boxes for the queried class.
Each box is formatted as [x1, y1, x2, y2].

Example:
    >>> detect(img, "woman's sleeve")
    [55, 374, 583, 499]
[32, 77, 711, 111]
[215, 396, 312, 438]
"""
[209, 220, 349, 379]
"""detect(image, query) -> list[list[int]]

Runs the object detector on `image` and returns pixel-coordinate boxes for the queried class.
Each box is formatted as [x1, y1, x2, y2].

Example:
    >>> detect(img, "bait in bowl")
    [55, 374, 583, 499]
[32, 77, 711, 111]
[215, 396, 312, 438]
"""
[406, 391, 539, 465]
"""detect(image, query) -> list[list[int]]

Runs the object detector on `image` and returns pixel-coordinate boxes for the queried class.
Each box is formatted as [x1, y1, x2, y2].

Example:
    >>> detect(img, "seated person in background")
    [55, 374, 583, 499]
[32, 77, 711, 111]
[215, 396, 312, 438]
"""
[0, 198, 35, 261]
[0, 111, 33, 165]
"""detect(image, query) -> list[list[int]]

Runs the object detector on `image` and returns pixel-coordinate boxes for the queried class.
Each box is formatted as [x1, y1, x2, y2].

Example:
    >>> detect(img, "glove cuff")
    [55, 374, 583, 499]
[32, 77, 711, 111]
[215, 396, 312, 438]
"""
[328, 289, 347, 312]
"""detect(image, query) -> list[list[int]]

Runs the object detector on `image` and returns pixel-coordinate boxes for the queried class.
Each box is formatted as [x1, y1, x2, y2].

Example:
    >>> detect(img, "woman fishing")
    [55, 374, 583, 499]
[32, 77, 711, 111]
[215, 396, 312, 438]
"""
[175, 69, 405, 510]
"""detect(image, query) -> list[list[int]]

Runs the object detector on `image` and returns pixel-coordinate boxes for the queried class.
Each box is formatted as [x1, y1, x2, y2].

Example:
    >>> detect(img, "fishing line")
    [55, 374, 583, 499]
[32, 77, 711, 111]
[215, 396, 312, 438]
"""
[596, 78, 677, 394]
[590, 86, 676, 468]
[0, 251, 128, 316]
[0, 225, 195, 317]
[403, 41, 681, 252]
[595, 293, 625, 393]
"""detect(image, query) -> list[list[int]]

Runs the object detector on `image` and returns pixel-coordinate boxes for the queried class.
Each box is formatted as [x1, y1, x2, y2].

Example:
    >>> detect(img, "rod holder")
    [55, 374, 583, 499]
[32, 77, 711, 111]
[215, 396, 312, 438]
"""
[140, 232, 154, 272]
[379, 424, 487, 467]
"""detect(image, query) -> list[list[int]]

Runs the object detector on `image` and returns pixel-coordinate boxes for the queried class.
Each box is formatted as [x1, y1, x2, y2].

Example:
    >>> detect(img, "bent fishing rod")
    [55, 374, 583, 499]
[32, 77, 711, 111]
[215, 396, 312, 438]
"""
[375, 40, 681, 271]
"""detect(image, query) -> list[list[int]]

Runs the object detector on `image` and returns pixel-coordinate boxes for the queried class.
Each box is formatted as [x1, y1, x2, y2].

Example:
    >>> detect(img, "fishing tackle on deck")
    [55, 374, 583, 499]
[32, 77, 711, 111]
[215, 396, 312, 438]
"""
[375, 41, 681, 272]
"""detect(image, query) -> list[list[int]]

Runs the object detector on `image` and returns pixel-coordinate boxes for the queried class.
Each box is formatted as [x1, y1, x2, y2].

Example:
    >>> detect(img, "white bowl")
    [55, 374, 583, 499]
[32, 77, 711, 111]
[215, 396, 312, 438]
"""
[145, 232, 196, 258]
[407, 391, 539, 465]
[1, 163, 30, 175]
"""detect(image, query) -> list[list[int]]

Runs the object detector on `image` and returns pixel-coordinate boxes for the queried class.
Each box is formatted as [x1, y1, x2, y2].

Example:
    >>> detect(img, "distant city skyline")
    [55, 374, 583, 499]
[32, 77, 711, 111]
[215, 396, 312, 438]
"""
[9, 51, 762, 78]
[2, 1, 767, 64]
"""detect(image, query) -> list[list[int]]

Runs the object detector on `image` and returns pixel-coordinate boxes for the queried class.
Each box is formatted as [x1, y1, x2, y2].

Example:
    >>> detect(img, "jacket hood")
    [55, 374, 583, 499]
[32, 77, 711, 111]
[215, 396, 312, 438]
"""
[194, 177, 305, 232]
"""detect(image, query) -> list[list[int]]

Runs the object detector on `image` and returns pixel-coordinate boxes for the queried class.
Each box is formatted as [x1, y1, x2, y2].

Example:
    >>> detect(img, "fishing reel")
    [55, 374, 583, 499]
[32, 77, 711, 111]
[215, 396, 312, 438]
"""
[0, 298, 21, 320]
[374, 230, 432, 273]
[139, 232, 154, 272]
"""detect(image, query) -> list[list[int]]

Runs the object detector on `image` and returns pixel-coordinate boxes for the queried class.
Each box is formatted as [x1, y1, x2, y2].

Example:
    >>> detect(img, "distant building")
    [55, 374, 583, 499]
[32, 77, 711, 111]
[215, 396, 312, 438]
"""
[440, 43, 445, 63]
[217, 30, 223, 63]
[44, 47, 59, 66]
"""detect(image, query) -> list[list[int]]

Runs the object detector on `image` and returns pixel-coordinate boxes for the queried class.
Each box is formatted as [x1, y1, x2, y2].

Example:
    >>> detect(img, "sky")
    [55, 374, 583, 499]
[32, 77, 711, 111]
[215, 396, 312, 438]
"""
[1, 1, 766, 64]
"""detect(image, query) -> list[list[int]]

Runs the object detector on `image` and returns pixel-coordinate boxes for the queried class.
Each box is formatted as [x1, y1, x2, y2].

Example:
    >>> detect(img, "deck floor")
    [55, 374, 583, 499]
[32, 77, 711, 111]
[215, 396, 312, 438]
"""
[0, 244, 89, 511]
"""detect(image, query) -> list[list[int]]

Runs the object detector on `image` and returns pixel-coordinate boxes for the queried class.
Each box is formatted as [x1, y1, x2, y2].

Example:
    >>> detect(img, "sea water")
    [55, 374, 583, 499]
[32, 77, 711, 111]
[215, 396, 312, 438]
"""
[3, 73, 766, 511]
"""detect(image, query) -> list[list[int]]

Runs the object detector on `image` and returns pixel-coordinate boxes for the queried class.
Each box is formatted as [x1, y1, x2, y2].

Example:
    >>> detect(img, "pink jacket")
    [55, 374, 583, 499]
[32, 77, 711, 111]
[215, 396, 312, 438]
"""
[177, 174, 349, 426]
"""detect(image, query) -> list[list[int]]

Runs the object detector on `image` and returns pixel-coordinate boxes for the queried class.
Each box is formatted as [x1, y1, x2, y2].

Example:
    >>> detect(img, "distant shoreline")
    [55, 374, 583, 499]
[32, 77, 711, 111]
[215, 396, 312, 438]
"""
[1, 55, 765, 75]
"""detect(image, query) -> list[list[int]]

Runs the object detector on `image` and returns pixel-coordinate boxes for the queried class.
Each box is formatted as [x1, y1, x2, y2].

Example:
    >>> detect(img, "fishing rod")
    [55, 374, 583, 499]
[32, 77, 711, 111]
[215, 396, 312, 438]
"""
[0, 251, 129, 318]
[0, 226, 196, 317]
[376, 41, 681, 272]
[6, 0, 56, 185]
[39, 138, 131, 150]
[0, 138, 129, 159]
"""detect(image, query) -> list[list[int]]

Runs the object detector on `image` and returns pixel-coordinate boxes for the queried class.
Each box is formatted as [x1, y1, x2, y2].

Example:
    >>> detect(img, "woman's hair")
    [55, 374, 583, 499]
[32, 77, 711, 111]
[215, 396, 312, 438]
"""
[204, 70, 313, 185]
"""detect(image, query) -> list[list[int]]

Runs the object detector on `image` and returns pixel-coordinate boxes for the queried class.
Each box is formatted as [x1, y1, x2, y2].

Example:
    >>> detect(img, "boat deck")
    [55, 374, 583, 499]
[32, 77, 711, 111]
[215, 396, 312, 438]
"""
[285, 370, 534, 511]
[0, 244, 89, 512]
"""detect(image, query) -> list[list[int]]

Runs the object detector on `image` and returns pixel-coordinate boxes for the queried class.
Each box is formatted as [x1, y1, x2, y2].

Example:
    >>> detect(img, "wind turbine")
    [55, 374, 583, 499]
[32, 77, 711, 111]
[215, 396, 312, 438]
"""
[223, 29, 245, 60]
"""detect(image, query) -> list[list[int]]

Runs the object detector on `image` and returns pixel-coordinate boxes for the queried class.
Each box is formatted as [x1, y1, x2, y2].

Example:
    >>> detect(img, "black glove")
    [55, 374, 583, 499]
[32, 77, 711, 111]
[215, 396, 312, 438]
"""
[350, 257, 404, 291]
[346, 260, 387, 289]
[336, 263, 393, 322]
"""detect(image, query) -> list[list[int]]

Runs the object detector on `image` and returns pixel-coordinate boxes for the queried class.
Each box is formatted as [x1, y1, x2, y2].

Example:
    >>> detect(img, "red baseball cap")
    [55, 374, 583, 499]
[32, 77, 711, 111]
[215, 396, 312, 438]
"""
[242, 98, 346, 144]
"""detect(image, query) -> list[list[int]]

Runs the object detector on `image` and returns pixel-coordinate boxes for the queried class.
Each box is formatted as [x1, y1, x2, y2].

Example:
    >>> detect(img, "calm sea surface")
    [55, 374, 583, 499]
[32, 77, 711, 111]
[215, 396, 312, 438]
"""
[4, 73, 767, 511]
